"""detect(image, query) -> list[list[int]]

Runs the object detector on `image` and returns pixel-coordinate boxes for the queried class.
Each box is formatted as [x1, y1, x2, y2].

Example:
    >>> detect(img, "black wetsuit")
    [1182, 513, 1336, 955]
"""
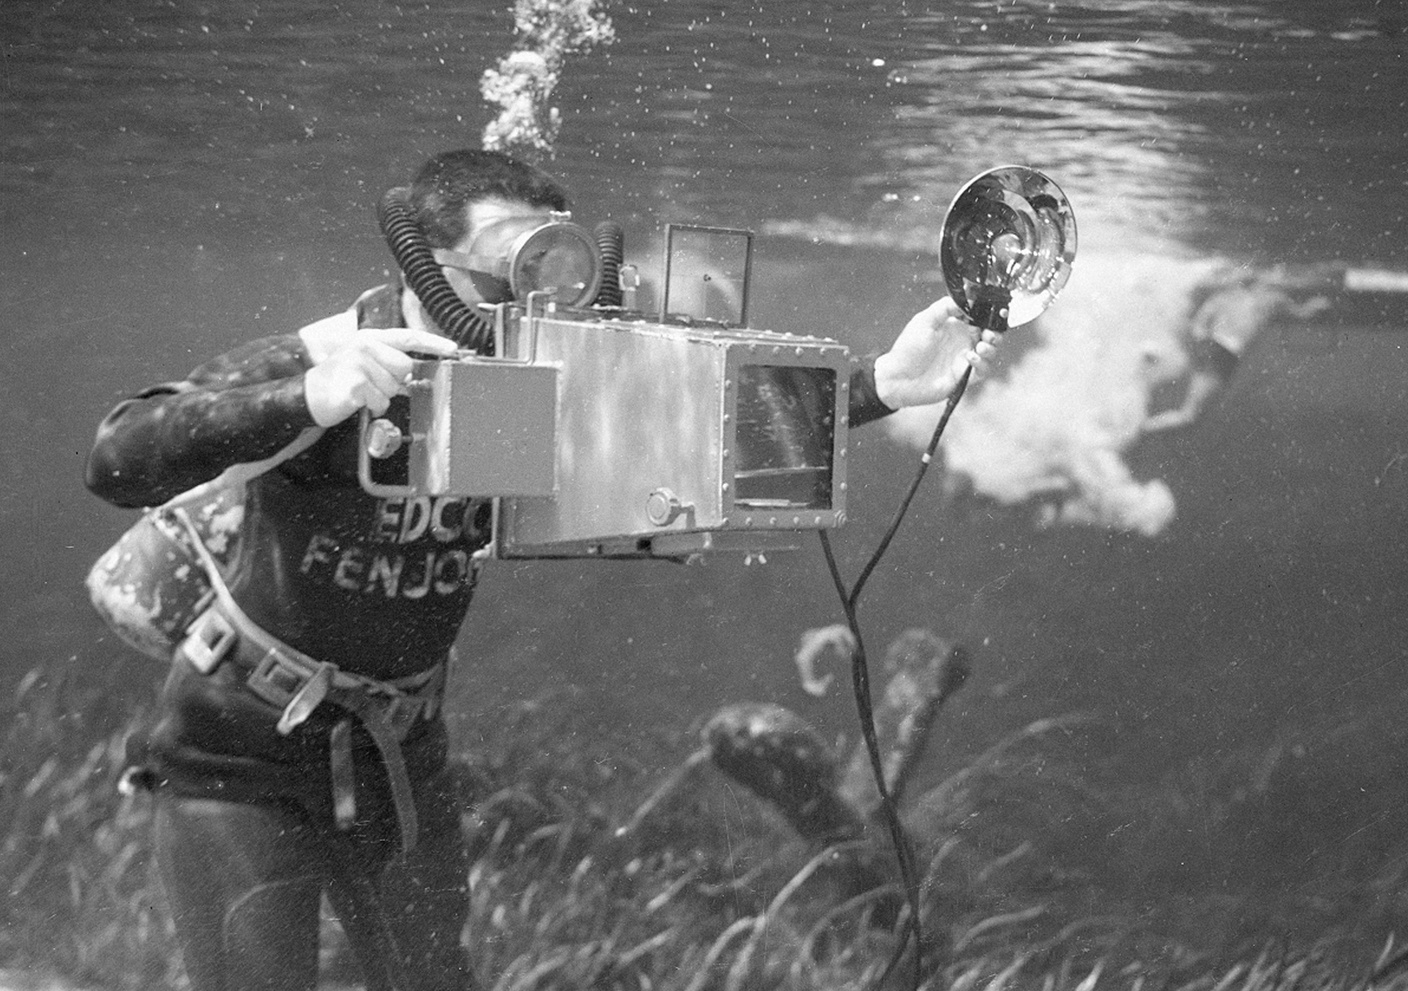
[85, 284, 897, 991]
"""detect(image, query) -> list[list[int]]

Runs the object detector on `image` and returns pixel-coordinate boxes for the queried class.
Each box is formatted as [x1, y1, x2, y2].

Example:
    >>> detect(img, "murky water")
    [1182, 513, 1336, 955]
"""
[3, 0, 1407, 974]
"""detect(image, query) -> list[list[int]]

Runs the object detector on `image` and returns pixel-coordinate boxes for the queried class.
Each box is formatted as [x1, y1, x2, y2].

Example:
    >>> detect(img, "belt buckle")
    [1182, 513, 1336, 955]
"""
[179, 608, 237, 674]
[246, 649, 311, 709]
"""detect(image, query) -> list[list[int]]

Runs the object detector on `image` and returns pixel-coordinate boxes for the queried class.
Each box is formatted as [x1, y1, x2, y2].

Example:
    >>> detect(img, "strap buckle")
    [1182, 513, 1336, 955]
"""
[178, 608, 237, 674]
[246, 649, 335, 735]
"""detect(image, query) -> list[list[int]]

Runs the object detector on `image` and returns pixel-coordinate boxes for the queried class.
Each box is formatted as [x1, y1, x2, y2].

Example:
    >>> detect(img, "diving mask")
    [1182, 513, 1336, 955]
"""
[433, 212, 602, 307]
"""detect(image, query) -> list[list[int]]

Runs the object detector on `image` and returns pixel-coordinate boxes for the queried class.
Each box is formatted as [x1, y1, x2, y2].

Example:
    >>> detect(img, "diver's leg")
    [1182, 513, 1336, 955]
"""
[327, 762, 476, 990]
[154, 796, 324, 991]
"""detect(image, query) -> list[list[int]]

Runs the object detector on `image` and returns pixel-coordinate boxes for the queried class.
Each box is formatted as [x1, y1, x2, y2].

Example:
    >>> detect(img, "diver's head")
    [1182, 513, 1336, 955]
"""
[407, 150, 570, 307]
[409, 149, 569, 248]
[404, 149, 598, 309]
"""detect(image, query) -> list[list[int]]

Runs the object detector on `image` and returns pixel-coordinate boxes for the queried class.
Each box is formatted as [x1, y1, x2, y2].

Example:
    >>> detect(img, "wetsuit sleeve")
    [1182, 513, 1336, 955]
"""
[848, 353, 896, 428]
[85, 335, 318, 508]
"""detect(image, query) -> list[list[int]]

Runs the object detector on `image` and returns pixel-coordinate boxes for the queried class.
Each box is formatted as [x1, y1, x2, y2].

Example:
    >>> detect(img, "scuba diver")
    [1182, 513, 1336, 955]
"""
[1144, 270, 1330, 433]
[84, 148, 998, 991]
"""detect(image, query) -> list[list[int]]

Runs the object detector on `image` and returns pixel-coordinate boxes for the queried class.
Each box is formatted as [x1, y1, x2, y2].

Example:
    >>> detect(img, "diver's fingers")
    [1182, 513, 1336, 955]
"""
[305, 343, 411, 427]
[356, 326, 459, 358]
[353, 372, 400, 418]
[966, 340, 998, 379]
[929, 296, 966, 322]
[356, 339, 421, 388]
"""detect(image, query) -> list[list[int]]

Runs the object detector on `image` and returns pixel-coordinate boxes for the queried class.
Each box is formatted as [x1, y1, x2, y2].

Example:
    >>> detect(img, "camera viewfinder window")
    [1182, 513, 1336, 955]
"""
[733, 365, 836, 509]
[662, 225, 752, 326]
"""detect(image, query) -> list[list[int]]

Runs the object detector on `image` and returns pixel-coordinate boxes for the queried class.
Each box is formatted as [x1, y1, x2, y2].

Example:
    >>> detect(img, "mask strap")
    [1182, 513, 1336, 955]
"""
[432, 248, 513, 304]
[431, 248, 503, 277]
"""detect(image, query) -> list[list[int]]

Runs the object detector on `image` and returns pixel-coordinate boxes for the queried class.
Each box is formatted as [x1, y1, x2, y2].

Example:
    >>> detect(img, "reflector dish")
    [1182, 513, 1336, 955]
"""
[940, 166, 1076, 329]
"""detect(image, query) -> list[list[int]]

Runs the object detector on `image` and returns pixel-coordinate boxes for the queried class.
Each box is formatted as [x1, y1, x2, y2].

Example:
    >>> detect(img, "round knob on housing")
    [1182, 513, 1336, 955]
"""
[646, 487, 685, 527]
[365, 418, 405, 459]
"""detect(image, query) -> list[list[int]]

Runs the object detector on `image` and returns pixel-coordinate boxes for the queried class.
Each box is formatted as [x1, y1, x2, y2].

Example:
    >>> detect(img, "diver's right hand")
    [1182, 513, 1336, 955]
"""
[303, 327, 457, 427]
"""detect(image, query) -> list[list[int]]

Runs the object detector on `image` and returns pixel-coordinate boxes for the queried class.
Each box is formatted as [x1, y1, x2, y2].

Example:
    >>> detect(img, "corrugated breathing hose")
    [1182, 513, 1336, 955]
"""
[376, 186, 495, 354]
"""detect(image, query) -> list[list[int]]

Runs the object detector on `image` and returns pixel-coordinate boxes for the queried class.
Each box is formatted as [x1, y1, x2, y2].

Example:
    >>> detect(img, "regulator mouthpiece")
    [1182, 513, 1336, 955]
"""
[940, 166, 1077, 330]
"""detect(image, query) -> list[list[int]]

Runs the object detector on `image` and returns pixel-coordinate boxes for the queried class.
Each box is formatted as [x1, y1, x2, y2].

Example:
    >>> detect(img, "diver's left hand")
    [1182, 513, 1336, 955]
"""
[872, 297, 999, 409]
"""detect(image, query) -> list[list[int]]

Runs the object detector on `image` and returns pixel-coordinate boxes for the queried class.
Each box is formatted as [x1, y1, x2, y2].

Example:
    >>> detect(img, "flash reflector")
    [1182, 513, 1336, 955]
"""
[940, 165, 1076, 328]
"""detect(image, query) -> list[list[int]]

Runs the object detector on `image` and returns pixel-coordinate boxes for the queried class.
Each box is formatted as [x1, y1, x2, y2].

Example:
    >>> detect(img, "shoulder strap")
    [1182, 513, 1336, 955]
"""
[167, 425, 326, 510]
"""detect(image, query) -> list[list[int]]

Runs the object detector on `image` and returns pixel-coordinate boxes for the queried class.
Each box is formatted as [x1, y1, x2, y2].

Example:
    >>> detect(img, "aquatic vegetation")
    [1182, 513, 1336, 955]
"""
[795, 623, 855, 697]
[3, 654, 1408, 990]
[0, 653, 178, 990]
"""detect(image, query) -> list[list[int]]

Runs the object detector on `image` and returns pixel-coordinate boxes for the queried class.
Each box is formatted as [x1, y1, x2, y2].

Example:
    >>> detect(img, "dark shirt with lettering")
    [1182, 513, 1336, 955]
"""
[86, 286, 489, 682]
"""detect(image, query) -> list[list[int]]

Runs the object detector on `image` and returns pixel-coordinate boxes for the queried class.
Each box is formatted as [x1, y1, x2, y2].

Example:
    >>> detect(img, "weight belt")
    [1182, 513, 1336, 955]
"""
[173, 508, 444, 856]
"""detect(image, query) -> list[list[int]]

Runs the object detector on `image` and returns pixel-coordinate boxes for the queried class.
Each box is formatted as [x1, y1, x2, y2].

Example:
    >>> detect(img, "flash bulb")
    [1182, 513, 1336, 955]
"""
[939, 165, 1077, 330]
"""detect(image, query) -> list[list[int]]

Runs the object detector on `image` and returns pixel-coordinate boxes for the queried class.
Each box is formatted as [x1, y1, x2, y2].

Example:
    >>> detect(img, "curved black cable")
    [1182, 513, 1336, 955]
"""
[848, 365, 973, 611]
[819, 530, 923, 988]
[824, 363, 975, 989]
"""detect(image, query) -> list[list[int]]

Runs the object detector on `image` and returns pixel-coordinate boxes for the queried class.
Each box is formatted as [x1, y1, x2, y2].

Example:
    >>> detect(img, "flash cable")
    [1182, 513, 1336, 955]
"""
[819, 364, 973, 989]
[822, 165, 1075, 988]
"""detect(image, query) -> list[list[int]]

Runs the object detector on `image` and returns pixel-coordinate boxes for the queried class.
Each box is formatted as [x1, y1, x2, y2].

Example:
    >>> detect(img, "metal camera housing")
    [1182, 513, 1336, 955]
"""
[360, 225, 852, 561]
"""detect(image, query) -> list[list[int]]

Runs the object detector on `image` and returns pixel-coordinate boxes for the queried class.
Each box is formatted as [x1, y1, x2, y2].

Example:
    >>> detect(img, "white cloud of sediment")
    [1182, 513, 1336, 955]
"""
[883, 252, 1229, 536]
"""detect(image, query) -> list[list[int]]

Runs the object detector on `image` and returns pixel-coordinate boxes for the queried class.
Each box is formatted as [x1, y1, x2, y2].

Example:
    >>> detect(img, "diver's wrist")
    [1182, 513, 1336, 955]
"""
[871, 350, 905, 410]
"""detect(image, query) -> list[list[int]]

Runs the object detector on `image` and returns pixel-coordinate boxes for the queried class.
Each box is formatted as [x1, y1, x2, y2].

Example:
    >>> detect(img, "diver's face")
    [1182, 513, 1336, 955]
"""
[441, 196, 555, 306]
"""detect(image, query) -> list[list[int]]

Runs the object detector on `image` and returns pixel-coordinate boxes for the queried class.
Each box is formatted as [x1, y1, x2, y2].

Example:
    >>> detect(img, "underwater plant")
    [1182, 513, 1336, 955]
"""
[4, 643, 1408, 990]
[0, 652, 180, 990]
